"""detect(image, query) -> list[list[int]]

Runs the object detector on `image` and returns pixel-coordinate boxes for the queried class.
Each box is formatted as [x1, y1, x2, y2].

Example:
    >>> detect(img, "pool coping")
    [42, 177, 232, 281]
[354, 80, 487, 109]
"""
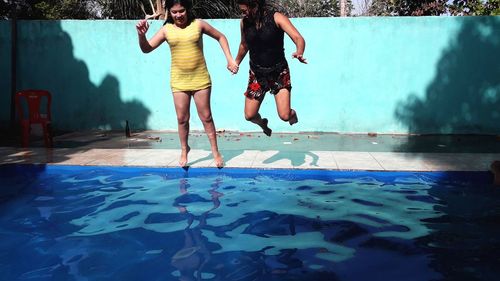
[1, 147, 499, 172]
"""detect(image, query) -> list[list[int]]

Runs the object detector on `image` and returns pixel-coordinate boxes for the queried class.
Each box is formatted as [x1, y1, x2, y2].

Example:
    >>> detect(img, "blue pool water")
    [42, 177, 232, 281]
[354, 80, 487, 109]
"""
[0, 165, 499, 281]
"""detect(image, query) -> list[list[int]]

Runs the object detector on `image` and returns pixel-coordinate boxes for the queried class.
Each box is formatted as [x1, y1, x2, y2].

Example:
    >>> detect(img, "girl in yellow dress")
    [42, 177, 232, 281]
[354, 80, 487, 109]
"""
[136, 0, 238, 168]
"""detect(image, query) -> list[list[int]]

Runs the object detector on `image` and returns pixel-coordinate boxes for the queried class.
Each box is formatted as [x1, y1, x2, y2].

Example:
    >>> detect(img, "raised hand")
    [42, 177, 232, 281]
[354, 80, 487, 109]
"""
[136, 19, 150, 36]
[292, 52, 307, 64]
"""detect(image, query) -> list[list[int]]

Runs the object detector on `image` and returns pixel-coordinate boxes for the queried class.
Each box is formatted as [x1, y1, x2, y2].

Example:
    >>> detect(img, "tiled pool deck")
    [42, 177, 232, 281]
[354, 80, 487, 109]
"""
[1, 131, 499, 172]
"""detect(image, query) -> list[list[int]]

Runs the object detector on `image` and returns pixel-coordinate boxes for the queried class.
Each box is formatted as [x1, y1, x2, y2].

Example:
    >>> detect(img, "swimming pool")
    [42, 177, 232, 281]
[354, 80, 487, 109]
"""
[0, 165, 499, 281]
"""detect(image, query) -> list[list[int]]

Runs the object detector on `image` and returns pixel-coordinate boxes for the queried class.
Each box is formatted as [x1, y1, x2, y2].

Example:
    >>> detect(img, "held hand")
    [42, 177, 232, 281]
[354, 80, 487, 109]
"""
[227, 60, 239, 74]
[136, 19, 149, 36]
[292, 52, 307, 64]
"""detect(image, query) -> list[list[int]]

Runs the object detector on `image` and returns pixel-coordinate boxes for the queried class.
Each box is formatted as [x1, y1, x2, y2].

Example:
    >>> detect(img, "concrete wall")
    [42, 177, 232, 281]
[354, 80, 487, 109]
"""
[0, 21, 11, 126]
[1, 16, 499, 134]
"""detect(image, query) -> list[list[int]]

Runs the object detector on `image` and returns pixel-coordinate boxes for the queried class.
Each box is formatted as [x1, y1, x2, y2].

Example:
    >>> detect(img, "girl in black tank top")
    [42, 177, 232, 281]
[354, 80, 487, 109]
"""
[243, 10, 286, 68]
[234, 0, 307, 137]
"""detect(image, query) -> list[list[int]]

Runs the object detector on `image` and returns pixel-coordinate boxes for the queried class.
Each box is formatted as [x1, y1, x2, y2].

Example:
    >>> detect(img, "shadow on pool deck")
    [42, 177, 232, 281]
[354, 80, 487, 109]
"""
[0, 129, 499, 173]
[3, 130, 500, 153]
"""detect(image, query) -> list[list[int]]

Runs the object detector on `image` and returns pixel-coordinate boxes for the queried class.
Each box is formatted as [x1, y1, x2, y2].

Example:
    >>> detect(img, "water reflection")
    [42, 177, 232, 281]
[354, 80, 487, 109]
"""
[170, 177, 223, 280]
[4, 167, 498, 280]
[63, 172, 440, 279]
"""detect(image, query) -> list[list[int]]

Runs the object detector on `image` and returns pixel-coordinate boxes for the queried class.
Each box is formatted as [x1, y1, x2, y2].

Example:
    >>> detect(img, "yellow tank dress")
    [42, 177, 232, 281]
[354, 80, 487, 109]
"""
[164, 19, 211, 92]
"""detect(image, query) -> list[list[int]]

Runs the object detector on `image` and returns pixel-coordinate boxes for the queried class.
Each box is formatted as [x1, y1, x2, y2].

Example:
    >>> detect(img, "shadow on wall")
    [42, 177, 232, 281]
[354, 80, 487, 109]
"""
[422, 179, 500, 281]
[3, 21, 152, 180]
[17, 20, 150, 131]
[392, 17, 500, 170]
[395, 17, 500, 136]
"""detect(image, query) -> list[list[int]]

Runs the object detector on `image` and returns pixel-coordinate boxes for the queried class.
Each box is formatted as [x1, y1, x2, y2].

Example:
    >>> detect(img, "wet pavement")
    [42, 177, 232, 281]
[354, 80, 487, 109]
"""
[1, 130, 499, 172]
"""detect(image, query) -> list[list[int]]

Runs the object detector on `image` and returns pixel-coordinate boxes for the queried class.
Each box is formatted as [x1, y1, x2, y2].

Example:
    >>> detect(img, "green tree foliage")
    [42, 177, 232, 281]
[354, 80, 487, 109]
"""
[96, 0, 231, 19]
[279, 0, 340, 17]
[93, 0, 351, 19]
[448, 0, 499, 16]
[368, 0, 447, 16]
[368, 0, 499, 16]
[192, 0, 232, 18]
[235, 0, 355, 18]
[35, 0, 92, 19]
[1, 0, 11, 19]
[5, 0, 499, 19]
[11, 0, 94, 19]
[93, 0, 145, 19]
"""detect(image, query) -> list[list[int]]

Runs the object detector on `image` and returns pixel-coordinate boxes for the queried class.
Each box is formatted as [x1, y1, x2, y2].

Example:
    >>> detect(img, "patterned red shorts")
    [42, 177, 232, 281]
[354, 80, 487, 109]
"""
[244, 66, 292, 100]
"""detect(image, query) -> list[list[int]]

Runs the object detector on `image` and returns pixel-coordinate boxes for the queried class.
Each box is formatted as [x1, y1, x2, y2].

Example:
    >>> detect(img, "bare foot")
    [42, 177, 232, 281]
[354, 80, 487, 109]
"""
[289, 109, 298, 125]
[261, 118, 272, 137]
[179, 146, 191, 167]
[213, 151, 224, 168]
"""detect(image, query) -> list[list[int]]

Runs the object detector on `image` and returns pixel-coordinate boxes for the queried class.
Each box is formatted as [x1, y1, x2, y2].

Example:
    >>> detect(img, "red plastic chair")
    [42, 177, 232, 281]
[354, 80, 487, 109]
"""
[15, 89, 53, 148]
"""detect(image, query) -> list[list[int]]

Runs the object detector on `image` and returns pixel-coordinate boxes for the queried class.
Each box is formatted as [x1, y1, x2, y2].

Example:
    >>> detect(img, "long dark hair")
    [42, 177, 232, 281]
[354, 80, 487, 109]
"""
[237, 0, 267, 29]
[164, 0, 195, 25]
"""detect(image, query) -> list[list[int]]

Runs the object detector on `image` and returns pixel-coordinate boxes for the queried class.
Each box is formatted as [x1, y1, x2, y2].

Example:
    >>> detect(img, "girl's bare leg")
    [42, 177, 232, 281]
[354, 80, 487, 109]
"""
[192, 88, 224, 168]
[244, 96, 272, 136]
[274, 88, 298, 125]
[173, 91, 192, 167]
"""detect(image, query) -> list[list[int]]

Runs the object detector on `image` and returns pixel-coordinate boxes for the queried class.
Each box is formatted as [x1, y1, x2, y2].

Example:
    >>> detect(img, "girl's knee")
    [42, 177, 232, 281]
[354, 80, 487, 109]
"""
[199, 114, 213, 124]
[278, 112, 291, 122]
[245, 113, 256, 121]
[177, 116, 189, 125]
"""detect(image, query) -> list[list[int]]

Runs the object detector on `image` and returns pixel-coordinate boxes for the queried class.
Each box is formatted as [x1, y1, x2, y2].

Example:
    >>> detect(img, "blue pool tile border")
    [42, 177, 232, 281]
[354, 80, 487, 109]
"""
[0, 164, 494, 185]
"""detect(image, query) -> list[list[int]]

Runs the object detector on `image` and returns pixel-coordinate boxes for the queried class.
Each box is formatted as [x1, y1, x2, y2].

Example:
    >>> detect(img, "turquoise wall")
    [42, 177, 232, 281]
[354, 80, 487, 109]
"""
[1, 17, 499, 134]
[0, 21, 11, 126]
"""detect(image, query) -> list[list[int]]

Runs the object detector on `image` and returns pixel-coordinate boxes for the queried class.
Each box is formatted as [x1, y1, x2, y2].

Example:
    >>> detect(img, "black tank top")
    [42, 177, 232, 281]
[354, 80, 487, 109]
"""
[243, 10, 286, 68]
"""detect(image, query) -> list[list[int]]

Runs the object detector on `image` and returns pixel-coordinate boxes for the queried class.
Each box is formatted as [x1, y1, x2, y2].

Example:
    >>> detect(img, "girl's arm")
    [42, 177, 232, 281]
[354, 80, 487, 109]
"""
[136, 19, 166, 53]
[274, 13, 307, 64]
[199, 20, 238, 73]
[234, 19, 249, 70]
